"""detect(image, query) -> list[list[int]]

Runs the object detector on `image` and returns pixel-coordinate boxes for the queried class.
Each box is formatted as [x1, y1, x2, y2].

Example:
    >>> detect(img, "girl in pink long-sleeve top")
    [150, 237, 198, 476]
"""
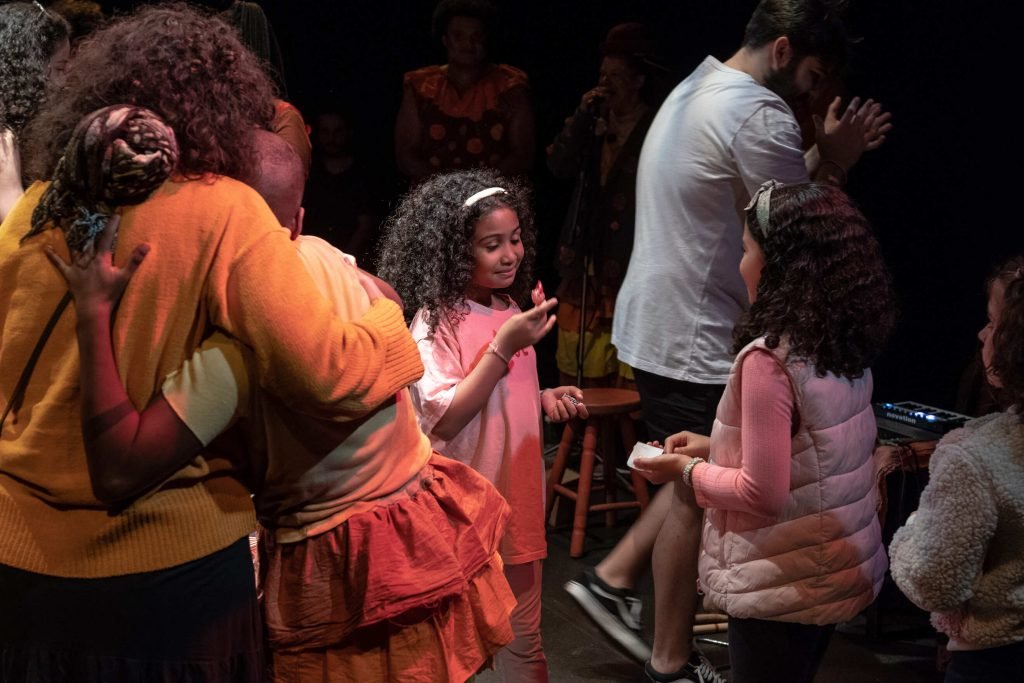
[634, 181, 897, 683]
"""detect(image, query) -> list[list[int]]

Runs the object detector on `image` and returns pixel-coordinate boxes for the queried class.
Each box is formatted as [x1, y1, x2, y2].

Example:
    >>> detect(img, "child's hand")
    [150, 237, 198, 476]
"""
[542, 385, 589, 422]
[663, 430, 710, 458]
[531, 280, 545, 307]
[632, 451, 691, 485]
[493, 297, 557, 355]
[44, 215, 149, 319]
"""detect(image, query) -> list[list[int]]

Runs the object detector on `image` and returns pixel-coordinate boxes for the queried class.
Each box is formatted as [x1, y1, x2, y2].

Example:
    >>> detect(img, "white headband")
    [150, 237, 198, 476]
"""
[463, 186, 507, 208]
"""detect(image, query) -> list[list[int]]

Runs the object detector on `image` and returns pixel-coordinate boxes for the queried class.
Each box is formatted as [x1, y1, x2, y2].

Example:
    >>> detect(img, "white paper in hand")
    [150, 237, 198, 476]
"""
[627, 442, 664, 469]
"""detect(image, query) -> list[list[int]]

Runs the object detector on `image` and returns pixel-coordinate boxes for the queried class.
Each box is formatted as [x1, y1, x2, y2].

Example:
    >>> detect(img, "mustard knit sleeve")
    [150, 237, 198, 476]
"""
[208, 216, 422, 420]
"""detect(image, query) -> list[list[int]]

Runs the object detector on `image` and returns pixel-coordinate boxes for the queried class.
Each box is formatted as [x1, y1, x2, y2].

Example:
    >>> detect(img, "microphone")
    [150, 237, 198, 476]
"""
[587, 92, 608, 137]
[586, 93, 607, 117]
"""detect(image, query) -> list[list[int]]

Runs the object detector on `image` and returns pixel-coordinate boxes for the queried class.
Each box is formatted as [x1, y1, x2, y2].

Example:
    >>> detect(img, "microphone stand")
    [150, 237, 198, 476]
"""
[567, 101, 605, 388]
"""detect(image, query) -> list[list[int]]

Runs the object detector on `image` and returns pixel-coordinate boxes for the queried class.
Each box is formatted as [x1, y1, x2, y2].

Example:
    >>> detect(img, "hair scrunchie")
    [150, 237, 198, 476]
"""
[26, 104, 178, 251]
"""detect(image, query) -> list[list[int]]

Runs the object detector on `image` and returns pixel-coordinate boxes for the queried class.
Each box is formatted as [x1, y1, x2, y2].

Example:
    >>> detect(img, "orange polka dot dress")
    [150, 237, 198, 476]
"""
[404, 64, 528, 173]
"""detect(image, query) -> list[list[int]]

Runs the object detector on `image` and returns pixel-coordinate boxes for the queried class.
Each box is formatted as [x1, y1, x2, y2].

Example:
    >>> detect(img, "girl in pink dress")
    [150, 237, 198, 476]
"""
[378, 168, 587, 682]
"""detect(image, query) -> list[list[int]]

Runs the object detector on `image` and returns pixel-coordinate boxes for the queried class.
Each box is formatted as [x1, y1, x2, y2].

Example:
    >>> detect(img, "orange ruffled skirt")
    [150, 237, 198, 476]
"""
[259, 453, 516, 682]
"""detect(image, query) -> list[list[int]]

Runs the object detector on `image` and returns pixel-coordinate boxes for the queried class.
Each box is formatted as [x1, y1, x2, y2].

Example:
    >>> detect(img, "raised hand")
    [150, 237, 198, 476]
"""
[857, 99, 893, 152]
[493, 296, 558, 356]
[531, 280, 545, 307]
[579, 86, 610, 114]
[44, 215, 149, 318]
[814, 96, 894, 174]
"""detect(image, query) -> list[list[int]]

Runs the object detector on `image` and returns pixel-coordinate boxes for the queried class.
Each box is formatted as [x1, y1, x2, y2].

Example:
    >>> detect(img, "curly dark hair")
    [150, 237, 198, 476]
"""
[22, 2, 275, 181]
[990, 256, 1024, 413]
[377, 168, 536, 335]
[732, 182, 896, 379]
[0, 3, 70, 135]
[431, 0, 496, 42]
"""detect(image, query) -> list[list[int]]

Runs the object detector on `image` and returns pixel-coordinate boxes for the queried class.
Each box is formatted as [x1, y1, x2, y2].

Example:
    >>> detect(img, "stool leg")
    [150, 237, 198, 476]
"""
[601, 417, 618, 527]
[546, 421, 578, 523]
[618, 415, 650, 509]
[571, 421, 598, 558]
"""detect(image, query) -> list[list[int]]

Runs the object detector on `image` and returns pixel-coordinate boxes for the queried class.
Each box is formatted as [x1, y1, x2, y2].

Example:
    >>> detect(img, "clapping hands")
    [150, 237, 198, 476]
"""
[814, 96, 893, 175]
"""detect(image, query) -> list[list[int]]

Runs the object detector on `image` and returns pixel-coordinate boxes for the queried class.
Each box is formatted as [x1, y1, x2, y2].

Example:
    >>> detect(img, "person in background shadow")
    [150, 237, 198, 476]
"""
[50, 0, 104, 44]
[303, 106, 381, 267]
[395, 0, 534, 181]
[547, 22, 663, 388]
[223, 0, 312, 179]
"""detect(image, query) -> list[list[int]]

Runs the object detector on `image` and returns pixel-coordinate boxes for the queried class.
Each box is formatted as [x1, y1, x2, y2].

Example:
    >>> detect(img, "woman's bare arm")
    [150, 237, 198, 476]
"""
[46, 217, 203, 505]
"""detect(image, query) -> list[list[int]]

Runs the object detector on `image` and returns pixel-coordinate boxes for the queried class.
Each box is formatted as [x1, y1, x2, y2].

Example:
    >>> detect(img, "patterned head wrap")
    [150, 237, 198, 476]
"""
[744, 179, 784, 235]
[26, 104, 178, 251]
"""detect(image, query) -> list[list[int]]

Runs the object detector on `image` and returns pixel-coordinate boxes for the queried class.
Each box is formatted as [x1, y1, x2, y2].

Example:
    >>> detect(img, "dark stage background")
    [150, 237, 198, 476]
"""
[94, 0, 1017, 411]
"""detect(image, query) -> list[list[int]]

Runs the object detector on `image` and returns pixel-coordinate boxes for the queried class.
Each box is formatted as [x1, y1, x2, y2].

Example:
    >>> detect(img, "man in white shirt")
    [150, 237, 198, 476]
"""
[566, 2, 891, 681]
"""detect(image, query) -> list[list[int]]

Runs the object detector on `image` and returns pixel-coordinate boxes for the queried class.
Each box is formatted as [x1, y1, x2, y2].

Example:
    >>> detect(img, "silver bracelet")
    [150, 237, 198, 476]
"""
[682, 457, 706, 487]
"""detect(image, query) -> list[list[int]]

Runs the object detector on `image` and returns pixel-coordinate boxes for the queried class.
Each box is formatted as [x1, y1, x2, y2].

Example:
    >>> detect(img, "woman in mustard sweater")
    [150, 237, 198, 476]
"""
[0, 6, 420, 680]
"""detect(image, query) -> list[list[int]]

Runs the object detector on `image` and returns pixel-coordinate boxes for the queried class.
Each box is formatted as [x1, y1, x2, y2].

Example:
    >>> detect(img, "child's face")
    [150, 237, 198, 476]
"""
[469, 207, 523, 296]
[739, 222, 765, 304]
[979, 280, 1006, 388]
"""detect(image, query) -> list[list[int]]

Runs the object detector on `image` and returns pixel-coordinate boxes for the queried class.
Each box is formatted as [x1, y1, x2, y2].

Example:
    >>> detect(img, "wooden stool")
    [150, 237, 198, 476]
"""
[546, 387, 650, 557]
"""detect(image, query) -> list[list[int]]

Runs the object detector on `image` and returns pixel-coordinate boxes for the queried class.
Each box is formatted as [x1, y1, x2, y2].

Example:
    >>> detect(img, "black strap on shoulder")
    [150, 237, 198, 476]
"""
[0, 292, 73, 432]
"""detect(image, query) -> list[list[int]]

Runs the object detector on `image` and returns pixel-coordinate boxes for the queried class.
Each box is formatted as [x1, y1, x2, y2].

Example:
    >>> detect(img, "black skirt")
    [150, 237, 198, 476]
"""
[0, 536, 264, 682]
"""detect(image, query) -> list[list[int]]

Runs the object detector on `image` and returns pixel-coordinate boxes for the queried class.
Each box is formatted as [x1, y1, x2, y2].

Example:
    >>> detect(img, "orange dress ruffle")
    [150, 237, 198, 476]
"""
[259, 453, 516, 682]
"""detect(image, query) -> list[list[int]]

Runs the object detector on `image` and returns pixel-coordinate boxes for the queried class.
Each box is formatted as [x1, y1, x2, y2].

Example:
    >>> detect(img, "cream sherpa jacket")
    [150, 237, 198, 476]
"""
[889, 411, 1024, 651]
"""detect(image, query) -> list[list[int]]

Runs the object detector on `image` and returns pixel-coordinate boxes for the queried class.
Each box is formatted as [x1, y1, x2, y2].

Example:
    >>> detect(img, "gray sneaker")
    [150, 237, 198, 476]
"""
[641, 653, 726, 683]
[565, 568, 650, 661]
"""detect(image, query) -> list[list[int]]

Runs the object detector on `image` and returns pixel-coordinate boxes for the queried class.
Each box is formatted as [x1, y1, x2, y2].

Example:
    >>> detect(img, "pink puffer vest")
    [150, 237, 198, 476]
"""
[697, 338, 887, 625]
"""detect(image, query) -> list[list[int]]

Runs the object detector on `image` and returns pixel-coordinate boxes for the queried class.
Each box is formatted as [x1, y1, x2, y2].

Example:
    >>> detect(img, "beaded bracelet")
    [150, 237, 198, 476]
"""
[487, 341, 511, 366]
[682, 456, 706, 487]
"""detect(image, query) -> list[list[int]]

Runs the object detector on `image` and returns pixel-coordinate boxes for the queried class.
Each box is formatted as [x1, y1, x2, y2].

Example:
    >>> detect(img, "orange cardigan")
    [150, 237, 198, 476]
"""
[0, 178, 422, 578]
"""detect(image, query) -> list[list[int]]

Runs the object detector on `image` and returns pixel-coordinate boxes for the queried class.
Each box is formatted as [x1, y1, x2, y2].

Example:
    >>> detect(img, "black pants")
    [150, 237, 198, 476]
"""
[631, 367, 725, 443]
[0, 536, 264, 682]
[727, 617, 835, 683]
[945, 640, 1024, 682]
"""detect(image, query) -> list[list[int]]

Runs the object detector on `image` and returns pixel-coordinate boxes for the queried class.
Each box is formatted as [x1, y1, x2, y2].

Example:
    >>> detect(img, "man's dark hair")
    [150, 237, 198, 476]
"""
[431, 0, 496, 42]
[742, 0, 851, 72]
